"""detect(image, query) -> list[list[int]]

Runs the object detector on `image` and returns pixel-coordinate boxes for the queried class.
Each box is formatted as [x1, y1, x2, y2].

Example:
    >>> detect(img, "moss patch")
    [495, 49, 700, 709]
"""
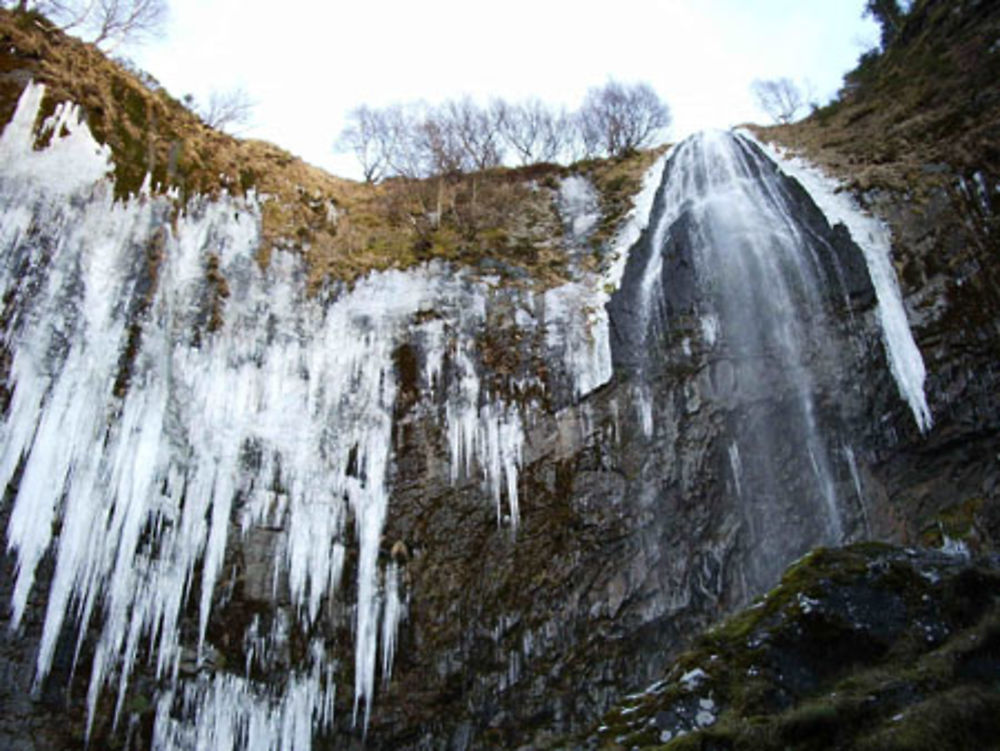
[568, 543, 1000, 750]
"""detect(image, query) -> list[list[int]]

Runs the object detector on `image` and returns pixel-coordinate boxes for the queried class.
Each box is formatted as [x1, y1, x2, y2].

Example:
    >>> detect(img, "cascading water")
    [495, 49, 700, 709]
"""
[609, 130, 929, 593]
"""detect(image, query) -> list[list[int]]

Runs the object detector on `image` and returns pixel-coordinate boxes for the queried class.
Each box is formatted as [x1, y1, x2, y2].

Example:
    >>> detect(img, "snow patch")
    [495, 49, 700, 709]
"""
[558, 174, 600, 239]
[680, 667, 708, 689]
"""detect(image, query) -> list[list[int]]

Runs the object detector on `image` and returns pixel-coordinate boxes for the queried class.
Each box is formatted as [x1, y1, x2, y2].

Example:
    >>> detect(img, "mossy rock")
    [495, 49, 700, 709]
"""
[571, 543, 1000, 750]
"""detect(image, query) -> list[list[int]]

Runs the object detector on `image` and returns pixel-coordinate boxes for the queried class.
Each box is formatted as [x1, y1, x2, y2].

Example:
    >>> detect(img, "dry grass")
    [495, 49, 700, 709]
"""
[0, 9, 661, 292]
[750, 0, 1000, 196]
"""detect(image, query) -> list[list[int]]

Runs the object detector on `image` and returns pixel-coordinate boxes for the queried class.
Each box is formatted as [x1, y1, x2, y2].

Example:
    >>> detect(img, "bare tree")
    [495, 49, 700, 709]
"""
[337, 105, 390, 183]
[574, 106, 603, 160]
[89, 0, 167, 47]
[200, 88, 255, 134]
[7, 0, 168, 48]
[576, 80, 671, 158]
[5, 1, 80, 18]
[497, 99, 566, 165]
[336, 83, 671, 180]
[383, 103, 433, 179]
[415, 105, 467, 176]
[750, 78, 805, 124]
[444, 97, 504, 172]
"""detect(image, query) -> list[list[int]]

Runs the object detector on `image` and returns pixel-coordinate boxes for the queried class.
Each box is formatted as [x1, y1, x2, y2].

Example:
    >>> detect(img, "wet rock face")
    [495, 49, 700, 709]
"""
[857, 172, 1000, 547]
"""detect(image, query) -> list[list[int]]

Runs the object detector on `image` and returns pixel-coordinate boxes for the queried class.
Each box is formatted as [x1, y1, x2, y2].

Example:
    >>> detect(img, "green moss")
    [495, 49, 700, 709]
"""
[856, 686, 1000, 751]
[920, 498, 985, 547]
[660, 732, 705, 750]
[572, 542, 1000, 751]
[775, 700, 840, 744]
[125, 692, 152, 716]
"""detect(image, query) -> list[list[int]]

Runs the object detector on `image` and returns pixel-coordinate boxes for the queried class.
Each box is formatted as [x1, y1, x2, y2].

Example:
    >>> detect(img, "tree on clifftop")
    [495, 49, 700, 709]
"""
[750, 78, 806, 124]
[576, 80, 671, 158]
[864, 0, 912, 49]
[200, 88, 255, 135]
[337, 105, 390, 183]
[5, 0, 167, 49]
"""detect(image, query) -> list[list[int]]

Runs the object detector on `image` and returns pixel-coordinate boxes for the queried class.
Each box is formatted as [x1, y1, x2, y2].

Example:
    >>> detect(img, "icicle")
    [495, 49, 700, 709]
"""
[748, 131, 933, 433]
[728, 443, 743, 499]
[0, 79, 668, 750]
[380, 562, 404, 686]
[843, 445, 871, 537]
[0, 81, 113, 193]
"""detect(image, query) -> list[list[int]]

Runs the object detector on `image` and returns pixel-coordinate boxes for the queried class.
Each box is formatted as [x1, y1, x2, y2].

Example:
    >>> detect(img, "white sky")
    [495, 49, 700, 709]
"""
[132, 0, 880, 181]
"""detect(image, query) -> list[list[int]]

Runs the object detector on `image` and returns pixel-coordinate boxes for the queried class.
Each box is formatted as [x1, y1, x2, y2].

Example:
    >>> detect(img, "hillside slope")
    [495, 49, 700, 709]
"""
[0, 8, 660, 291]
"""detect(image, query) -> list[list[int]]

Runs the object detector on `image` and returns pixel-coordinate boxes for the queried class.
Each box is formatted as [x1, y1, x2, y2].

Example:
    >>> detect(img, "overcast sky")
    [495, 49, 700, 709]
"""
[132, 0, 880, 181]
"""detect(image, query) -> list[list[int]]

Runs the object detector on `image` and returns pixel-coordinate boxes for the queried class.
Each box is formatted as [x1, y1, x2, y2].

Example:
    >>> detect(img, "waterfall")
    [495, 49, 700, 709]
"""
[609, 130, 928, 590]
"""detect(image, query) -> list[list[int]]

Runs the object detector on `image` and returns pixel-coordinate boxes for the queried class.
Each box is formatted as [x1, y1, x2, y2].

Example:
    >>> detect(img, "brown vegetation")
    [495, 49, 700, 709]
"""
[752, 0, 1000, 196]
[0, 8, 663, 292]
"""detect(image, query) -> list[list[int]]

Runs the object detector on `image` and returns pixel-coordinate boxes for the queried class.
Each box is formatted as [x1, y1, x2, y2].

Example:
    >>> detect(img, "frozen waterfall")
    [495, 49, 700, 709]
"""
[0, 75, 933, 751]
[0, 81, 625, 750]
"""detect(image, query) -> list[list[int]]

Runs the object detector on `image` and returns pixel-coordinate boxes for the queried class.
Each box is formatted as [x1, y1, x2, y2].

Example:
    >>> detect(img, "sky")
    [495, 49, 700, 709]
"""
[131, 0, 881, 181]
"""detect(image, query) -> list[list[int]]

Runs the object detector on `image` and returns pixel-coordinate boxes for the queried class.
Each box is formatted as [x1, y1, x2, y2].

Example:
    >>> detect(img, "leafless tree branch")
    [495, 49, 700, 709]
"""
[750, 78, 805, 124]
[200, 87, 255, 134]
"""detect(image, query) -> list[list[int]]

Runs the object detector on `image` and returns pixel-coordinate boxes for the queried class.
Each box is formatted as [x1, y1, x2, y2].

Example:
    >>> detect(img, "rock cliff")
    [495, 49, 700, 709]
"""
[0, 1, 998, 750]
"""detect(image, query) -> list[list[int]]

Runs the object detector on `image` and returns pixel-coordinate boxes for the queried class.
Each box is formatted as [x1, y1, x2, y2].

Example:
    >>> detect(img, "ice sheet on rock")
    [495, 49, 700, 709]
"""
[544, 281, 612, 398]
[544, 154, 670, 400]
[747, 131, 933, 433]
[606, 151, 671, 293]
[558, 175, 601, 241]
[701, 314, 719, 346]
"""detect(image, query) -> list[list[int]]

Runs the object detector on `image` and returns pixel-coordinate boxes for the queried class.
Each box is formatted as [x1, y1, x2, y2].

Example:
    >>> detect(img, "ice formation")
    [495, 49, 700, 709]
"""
[0, 82, 646, 749]
[749, 131, 933, 433]
[544, 156, 668, 399]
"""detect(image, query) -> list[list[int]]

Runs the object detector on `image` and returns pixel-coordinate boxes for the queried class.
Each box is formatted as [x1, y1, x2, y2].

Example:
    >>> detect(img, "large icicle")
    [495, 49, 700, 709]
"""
[750, 132, 933, 433]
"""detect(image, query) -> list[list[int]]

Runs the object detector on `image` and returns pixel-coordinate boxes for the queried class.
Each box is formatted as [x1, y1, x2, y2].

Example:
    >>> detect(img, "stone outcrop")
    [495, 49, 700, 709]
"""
[577, 543, 1000, 750]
